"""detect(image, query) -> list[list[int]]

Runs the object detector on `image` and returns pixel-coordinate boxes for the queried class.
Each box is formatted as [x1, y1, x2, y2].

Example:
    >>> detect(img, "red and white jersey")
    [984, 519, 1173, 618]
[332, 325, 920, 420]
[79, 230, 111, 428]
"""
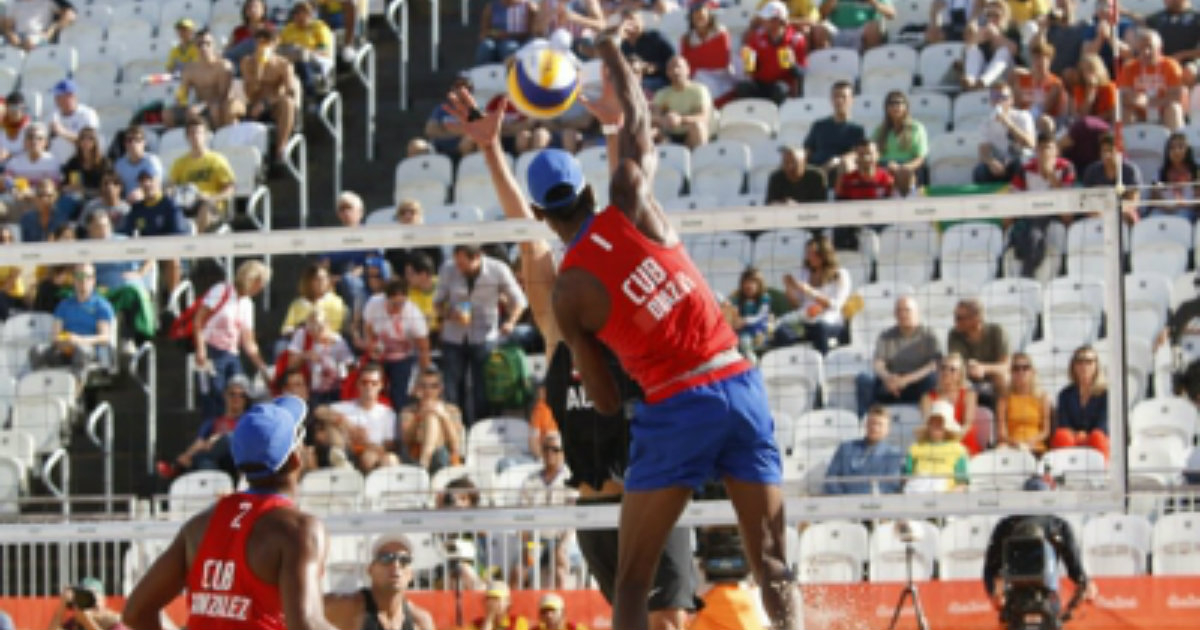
[186, 493, 293, 630]
[559, 206, 749, 402]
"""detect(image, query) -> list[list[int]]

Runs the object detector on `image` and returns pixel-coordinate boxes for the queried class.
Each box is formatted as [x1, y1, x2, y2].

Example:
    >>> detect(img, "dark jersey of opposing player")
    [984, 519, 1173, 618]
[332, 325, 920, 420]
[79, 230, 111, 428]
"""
[544, 340, 642, 490]
[186, 492, 293, 630]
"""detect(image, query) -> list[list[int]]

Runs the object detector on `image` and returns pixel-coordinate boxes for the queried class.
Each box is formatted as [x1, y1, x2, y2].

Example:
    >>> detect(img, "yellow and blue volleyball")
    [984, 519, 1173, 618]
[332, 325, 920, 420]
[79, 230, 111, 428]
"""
[506, 45, 581, 120]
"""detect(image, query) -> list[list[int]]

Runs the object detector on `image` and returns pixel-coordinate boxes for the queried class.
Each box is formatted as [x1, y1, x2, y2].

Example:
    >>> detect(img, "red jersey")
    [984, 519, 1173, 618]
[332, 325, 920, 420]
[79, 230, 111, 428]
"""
[186, 493, 294, 630]
[559, 207, 749, 403]
[743, 25, 807, 84]
[837, 168, 894, 200]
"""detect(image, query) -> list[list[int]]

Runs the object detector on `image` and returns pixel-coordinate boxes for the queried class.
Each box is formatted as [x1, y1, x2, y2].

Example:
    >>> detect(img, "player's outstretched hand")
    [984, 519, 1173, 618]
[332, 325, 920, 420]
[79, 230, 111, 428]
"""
[446, 85, 504, 150]
[579, 65, 623, 128]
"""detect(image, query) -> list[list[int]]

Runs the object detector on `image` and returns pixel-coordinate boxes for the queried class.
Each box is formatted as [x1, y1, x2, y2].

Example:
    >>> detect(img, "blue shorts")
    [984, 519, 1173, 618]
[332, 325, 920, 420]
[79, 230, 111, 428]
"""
[625, 369, 782, 492]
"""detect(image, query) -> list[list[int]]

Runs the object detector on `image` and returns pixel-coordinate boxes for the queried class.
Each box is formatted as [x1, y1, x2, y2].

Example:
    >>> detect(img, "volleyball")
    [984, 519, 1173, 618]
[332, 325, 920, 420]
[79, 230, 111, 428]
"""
[506, 43, 581, 120]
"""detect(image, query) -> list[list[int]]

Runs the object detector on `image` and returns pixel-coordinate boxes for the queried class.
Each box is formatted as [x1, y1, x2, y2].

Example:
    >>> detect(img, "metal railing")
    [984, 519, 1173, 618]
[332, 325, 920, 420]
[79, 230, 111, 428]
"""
[351, 43, 379, 162]
[84, 403, 114, 514]
[129, 342, 157, 478]
[319, 91, 345, 212]
[387, 0, 410, 111]
[283, 133, 310, 228]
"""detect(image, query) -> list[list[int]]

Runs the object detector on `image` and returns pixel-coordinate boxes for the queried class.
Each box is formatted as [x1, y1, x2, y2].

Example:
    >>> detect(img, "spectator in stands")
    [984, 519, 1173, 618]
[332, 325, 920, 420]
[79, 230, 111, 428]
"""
[61, 128, 110, 202]
[679, 1, 736, 105]
[1002, 0, 1047, 28]
[617, 8, 676, 93]
[1118, 29, 1186, 130]
[30, 262, 115, 378]
[279, 1, 336, 97]
[122, 170, 187, 238]
[854, 296, 940, 415]
[735, 1, 806, 104]
[1080, 0, 1131, 80]
[1069, 54, 1119, 124]
[435, 244, 528, 425]
[823, 405, 904, 494]
[287, 310, 355, 405]
[873, 91, 927, 197]
[316, 0, 363, 63]
[1050, 345, 1109, 460]
[727, 267, 773, 358]
[386, 199, 444, 274]
[168, 29, 240, 131]
[241, 27, 300, 161]
[920, 352, 983, 455]
[1013, 131, 1075, 192]
[475, 0, 537, 64]
[1145, 0, 1200, 85]
[765, 145, 827, 204]
[193, 259, 273, 419]
[947, 297, 1009, 408]
[166, 18, 200, 74]
[281, 262, 349, 337]
[404, 252, 440, 335]
[0, 91, 31, 163]
[398, 367, 464, 473]
[322, 191, 381, 310]
[113, 126, 162, 200]
[85, 211, 155, 343]
[324, 534, 437, 630]
[425, 75, 478, 156]
[363, 277, 434, 409]
[803, 81, 864, 177]
[0, 225, 25, 318]
[313, 362, 400, 472]
[779, 235, 850, 353]
[225, 0, 271, 68]
[18, 179, 68, 242]
[960, 1, 1017, 92]
[996, 351, 1051, 454]
[350, 255, 390, 351]
[536, 0, 606, 60]
[47, 578, 124, 630]
[516, 431, 572, 588]
[651, 56, 713, 149]
[470, 581, 530, 630]
[47, 80, 98, 145]
[924, 0, 977, 43]
[1, 0, 75, 52]
[173, 375, 252, 478]
[1012, 38, 1067, 130]
[1150, 131, 1200, 221]
[6, 123, 62, 188]
[1082, 133, 1141, 224]
[815, 0, 893, 51]
[31, 223, 76, 313]
[169, 118, 236, 212]
[836, 139, 894, 200]
[903, 400, 969, 492]
[974, 83, 1035, 184]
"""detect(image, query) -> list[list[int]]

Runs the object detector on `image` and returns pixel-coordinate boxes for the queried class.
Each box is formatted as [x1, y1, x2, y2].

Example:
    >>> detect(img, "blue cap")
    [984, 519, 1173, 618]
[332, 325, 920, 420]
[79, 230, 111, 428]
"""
[1023, 476, 1052, 492]
[527, 149, 585, 212]
[231, 395, 308, 479]
[365, 255, 391, 280]
[53, 79, 77, 96]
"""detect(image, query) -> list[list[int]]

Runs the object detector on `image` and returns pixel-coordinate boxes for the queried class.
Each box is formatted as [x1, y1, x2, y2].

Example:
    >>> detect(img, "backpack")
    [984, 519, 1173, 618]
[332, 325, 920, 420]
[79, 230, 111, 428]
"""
[484, 344, 531, 410]
[167, 284, 232, 352]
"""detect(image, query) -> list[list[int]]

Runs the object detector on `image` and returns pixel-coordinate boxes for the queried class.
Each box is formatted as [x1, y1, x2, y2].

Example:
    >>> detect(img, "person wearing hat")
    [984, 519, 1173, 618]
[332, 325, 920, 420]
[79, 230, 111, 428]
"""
[324, 534, 435, 630]
[167, 18, 201, 74]
[279, 0, 336, 97]
[469, 581, 529, 630]
[169, 28, 242, 131]
[123, 395, 336, 630]
[48, 577, 125, 630]
[532, 593, 587, 630]
[0, 0, 76, 53]
[47, 79, 99, 144]
[171, 374, 255, 478]
[902, 399, 970, 493]
[734, 1, 808, 104]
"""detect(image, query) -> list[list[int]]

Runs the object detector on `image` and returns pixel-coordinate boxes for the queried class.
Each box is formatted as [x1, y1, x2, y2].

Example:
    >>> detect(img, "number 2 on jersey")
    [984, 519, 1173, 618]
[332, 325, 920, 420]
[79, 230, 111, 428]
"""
[230, 502, 252, 529]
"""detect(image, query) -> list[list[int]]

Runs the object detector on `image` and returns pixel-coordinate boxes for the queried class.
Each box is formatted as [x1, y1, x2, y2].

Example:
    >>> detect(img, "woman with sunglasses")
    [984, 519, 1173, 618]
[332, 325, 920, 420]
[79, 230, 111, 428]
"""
[1050, 345, 1109, 460]
[60, 127, 111, 201]
[919, 352, 984, 455]
[873, 90, 927, 196]
[996, 352, 1052, 454]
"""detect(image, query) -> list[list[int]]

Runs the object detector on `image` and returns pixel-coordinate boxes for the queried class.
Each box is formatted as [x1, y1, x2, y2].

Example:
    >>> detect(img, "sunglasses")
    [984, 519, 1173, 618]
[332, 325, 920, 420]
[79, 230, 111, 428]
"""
[360, 378, 383, 386]
[1074, 357, 1097, 364]
[374, 552, 412, 566]
[1012, 364, 1033, 372]
[544, 445, 563, 453]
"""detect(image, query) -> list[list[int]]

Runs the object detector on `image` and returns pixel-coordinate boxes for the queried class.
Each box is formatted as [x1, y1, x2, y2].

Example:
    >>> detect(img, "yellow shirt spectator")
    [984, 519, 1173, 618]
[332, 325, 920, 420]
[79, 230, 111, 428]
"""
[169, 151, 236, 199]
[758, 0, 818, 22]
[407, 284, 438, 331]
[0, 265, 26, 300]
[281, 19, 335, 53]
[1005, 0, 1048, 25]
[166, 42, 199, 73]
[281, 292, 349, 334]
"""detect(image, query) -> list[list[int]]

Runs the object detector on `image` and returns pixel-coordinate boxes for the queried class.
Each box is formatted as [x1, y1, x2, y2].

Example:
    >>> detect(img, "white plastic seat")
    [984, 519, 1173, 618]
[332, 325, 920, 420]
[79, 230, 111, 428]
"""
[861, 45, 917, 94]
[1023, 339, 1074, 397]
[824, 345, 871, 412]
[684, 231, 754, 266]
[109, 1, 161, 29]
[655, 143, 692, 181]
[793, 409, 860, 456]
[968, 447, 1038, 491]
[2, 312, 56, 347]
[123, 46, 172, 87]
[464, 63, 507, 101]
[1123, 123, 1171, 185]
[221, 146, 264, 200]
[157, 0, 213, 31]
[781, 450, 831, 494]
[424, 204, 484, 225]
[928, 132, 981, 187]
[429, 464, 475, 498]
[1041, 447, 1108, 490]
[1042, 277, 1106, 348]
[773, 409, 797, 456]
[980, 277, 1043, 323]
[869, 520, 939, 582]
[804, 49, 860, 98]
[21, 44, 77, 93]
[168, 470, 234, 517]
[952, 90, 993, 131]
[1128, 439, 1186, 488]
[692, 139, 750, 187]
[393, 154, 453, 206]
[467, 418, 532, 458]
[717, 98, 778, 141]
[1129, 397, 1198, 452]
[759, 346, 825, 415]
[850, 92, 885, 126]
[752, 228, 809, 289]
[938, 515, 998, 580]
[653, 168, 686, 200]
[1124, 272, 1172, 330]
[908, 91, 952, 134]
[1132, 242, 1189, 277]
[1152, 513, 1200, 575]
[490, 462, 542, 507]
[0, 456, 27, 514]
[1133, 214, 1193, 251]
[299, 468, 366, 515]
[0, 429, 35, 474]
[797, 520, 870, 584]
[940, 222, 1004, 286]
[213, 121, 271, 158]
[914, 280, 975, 333]
[918, 42, 965, 92]
[778, 97, 833, 141]
[1082, 513, 1152, 576]
[364, 464, 432, 510]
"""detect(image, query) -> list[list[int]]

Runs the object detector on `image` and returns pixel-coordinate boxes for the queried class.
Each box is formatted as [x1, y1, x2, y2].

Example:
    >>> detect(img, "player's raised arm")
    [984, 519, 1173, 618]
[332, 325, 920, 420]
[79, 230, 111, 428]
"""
[594, 26, 655, 179]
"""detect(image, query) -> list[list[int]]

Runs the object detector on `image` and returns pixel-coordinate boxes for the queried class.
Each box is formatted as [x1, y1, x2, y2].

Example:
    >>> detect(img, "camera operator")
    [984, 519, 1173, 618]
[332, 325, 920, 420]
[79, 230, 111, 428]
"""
[47, 579, 126, 630]
[981, 480, 1096, 629]
[690, 526, 770, 630]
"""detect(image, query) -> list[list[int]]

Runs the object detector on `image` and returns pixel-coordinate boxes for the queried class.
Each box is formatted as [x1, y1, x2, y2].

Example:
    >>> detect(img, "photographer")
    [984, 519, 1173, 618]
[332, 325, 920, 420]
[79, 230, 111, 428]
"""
[981, 480, 1096, 629]
[433, 477, 489, 591]
[47, 579, 126, 630]
[690, 526, 769, 630]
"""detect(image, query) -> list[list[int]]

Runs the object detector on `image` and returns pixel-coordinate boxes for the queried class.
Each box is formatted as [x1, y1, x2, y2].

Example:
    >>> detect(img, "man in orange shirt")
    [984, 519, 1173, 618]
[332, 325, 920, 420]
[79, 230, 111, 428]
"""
[1118, 29, 1186, 129]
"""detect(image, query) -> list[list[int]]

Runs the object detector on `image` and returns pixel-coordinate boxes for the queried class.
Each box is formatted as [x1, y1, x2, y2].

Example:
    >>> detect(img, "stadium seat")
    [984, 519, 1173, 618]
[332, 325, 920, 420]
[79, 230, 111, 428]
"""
[824, 345, 871, 412]
[393, 153, 453, 206]
[746, 137, 783, 174]
[889, 0, 932, 46]
[1041, 447, 1108, 490]
[928, 131, 981, 187]
[1134, 214, 1193, 251]
[968, 447, 1038, 491]
[0, 429, 34, 476]
[781, 450, 831, 494]
[1042, 277, 1105, 348]
[851, 92, 885, 126]
[716, 4, 754, 40]
[656, 143, 692, 182]
[1023, 339, 1073, 395]
[797, 520, 870, 584]
[1082, 513, 1152, 576]
[651, 166, 686, 200]
[1129, 397, 1198, 453]
[464, 63, 507, 101]
[685, 231, 754, 265]
[753, 228, 809, 289]
[914, 280, 975, 333]
[1133, 245, 1189, 283]
[886, 404, 924, 453]
[213, 122, 272, 158]
[860, 45, 917, 94]
[1124, 272, 1172, 335]
[0, 47, 24, 78]
[778, 97, 833, 141]
[908, 91, 952, 134]
[917, 42, 965, 93]
[2, 312, 56, 348]
[850, 281, 915, 353]
[759, 345, 825, 415]
[299, 468, 366, 515]
[940, 222, 1004, 287]
[1123, 123, 1170, 185]
[793, 409, 860, 456]
[773, 409, 798, 455]
[71, 3, 113, 30]
[21, 44, 77, 93]
[1128, 439, 1186, 489]
[691, 140, 750, 199]
[364, 464, 432, 510]
[0, 455, 25, 514]
[938, 515, 998, 580]
[804, 49, 860, 98]
[429, 464, 474, 497]
[1152, 513, 1200, 575]
[490, 462, 542, 507]
[878, 222, 939, 284]
[869, 520, 939, 582]
[717, 98, 779, 142]
[222, 146, 266, 201]
[466, 417, 532, 478]
[657, 9, 689, 44]
[124, 45, 173, 89]
[157, 0, 212, 32]
[951, 90, 993, 132]
[662, 196, 718, 214]
[169, 470, 234, 517]
[424, 204, 484, 225]
[110, 0, 161, 29]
